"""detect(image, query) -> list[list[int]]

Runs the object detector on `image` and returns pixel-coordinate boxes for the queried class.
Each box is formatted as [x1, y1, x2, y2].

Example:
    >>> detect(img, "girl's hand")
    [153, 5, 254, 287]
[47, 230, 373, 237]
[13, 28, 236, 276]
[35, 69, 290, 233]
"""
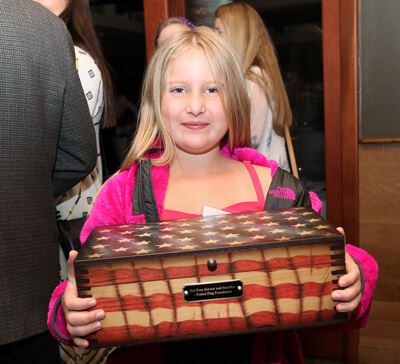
[62, 250, 105, 348]
[332, 227, 362, 313]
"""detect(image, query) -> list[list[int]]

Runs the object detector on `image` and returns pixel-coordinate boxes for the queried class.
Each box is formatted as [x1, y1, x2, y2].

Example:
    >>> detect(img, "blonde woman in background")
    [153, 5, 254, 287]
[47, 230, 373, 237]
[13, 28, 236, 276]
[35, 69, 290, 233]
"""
[215, 2, 292, 171]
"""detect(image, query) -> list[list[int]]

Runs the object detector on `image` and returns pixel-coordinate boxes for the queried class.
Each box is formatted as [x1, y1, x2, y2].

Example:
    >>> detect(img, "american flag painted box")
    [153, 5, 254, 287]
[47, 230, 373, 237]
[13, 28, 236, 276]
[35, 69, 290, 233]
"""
[75, 207, 347, 347]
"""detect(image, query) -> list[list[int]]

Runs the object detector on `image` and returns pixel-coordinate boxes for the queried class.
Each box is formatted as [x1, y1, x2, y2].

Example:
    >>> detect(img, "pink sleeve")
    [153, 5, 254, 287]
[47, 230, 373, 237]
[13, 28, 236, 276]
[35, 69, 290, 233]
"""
[346, 244, 379, 328]
[47, 169, 135, 343]
[80, 168, 134, 242]
[47, 280, 71, 343]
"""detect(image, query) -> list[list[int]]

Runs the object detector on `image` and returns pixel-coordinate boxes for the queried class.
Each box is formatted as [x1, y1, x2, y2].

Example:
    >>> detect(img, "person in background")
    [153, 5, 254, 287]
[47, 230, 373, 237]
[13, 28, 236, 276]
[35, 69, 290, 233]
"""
[33, 0, 116, 271]
[154, 16, 195, 47]
[47, 27, 377, 364]
[214, 2, 292, 171]
[0, 0, 96, 363]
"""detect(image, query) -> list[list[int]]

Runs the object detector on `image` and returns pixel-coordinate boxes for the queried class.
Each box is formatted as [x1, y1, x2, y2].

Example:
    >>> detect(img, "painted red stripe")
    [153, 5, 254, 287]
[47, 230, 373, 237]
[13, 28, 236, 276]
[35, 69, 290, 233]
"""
[91, 308, 336, 345]
[164, 266, 195, 279]
[83, 254, 336, 287]
[248, 311, 279, 327]
[198, 263, 230, 276]
[93, 282, 334, 313]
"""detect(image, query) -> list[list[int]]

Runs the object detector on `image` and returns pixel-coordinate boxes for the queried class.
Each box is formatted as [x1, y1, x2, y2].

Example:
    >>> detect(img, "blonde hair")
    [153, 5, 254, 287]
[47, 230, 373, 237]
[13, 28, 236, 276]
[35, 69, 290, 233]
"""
[121, 26, 251, 169]
[215, 2, 292, 136]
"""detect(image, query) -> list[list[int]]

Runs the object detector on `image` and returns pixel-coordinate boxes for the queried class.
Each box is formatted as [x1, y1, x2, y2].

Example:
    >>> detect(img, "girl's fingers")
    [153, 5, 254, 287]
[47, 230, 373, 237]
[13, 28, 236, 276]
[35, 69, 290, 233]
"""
[66, 309, 105, 327]
[63, 294, 97, 312]
[332, 281, 360, 302]
[339, 252, 360, 288]
[73, 337, 90, 348]
[67, 320, 102, 338]
[335, 293, 362, 313]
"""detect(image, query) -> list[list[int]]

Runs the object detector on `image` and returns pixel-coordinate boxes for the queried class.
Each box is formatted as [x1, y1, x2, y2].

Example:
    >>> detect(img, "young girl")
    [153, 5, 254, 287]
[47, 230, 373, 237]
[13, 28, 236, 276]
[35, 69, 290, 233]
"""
[215, 3, 292, 171]
[48, 27, 377, 363]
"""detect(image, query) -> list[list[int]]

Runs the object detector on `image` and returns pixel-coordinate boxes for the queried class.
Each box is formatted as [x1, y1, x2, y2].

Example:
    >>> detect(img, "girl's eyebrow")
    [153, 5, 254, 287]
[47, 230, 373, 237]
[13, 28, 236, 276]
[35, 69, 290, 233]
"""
[168, 79, 217, 84]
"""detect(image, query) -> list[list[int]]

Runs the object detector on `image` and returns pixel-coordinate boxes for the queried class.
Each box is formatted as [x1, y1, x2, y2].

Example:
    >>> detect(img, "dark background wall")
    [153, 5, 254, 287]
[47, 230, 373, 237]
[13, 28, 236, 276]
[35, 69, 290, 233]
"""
[360, 0, 400, 141]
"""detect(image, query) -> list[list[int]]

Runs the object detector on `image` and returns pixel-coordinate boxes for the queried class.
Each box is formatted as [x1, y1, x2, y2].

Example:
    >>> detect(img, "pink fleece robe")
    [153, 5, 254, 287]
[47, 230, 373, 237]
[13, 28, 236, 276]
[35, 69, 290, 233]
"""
[48, 147, 378, 363]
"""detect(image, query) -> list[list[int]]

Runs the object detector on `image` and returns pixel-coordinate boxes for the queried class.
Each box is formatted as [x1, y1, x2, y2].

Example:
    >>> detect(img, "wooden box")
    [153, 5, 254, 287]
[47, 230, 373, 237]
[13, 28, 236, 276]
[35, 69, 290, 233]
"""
[75, 207, 347, 347]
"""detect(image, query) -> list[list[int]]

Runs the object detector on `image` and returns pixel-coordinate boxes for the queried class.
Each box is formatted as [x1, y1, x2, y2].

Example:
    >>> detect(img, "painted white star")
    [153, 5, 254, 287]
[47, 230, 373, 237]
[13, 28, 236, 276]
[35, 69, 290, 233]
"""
[159, 234, 174, 239]
[217, 219, 229, 224]
[286, 217, 299, 221]
[221, 226, 234, 230]
[298, 231, 314, 236]
[226, 241, 243, 246]
[92, 244, 107, 249]
[259, 216, 272, 220]
[138, 232, 152, 237]
[307, 218, 321, 223]
[251, 235, 266, 240]
[112, 247, 129, 252]
[136, 241, 150, 246]
[242, 221, 254, 225]
[281, 211, 293, 215]
[157, 243, 173, 249]
[96, 236, 110, 241]
[294, 223, 306, 228]
[99, 229, 112, 233]
[179, 223, 192, 227]
[203, 239, 219, 244]
[179, 237, 193, 242]
[121, 230, 133, 235]
[203, 231, 217, 236]
[315, 225, 330, 230]
[181, 229, 194, 234]
[160, 227, 174, 232]
[136, 226, 151, 230]
[302, 212, 313, 216]
[118, 238, 132, 243]
[225, 233, 239, 238]
[265, 222, 279, 226]
[87, 253, 104, 259]
[271, 229, 285, 234]
[180, 245, 197, 250]
[246, 227, 261, 232]
[277, 236, 290, 241]
[136, 249, 152, 254]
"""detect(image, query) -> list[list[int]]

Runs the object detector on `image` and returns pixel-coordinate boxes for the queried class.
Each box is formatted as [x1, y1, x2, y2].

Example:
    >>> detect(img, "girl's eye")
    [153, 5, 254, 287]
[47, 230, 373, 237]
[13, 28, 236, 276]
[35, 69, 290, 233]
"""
[205, 86, 218, 94]
[170, 87, 185, 94]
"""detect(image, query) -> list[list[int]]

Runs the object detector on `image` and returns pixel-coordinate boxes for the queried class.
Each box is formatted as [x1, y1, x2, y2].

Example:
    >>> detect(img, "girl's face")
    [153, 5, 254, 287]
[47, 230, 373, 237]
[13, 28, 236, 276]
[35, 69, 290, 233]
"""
[33, 0, 68, 16]
[161, 48, 228, 156]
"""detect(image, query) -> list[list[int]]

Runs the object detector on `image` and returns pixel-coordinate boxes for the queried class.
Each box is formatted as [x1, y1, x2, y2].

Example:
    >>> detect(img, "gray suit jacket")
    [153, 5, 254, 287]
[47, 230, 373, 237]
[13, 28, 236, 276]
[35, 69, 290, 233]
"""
[0, 0, 97, 344]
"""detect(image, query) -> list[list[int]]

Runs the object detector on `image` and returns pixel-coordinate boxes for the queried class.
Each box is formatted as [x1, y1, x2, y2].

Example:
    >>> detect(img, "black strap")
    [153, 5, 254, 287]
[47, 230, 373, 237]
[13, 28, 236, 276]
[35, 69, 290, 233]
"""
[132, 162, 311, 223]
[264, 167, 311, 210]
[132, 159, 160, 223]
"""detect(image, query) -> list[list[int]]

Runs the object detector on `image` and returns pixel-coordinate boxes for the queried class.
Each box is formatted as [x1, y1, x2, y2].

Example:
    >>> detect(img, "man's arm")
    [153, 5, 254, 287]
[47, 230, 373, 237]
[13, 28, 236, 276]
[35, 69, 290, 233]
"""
[53, 29, 97, 197]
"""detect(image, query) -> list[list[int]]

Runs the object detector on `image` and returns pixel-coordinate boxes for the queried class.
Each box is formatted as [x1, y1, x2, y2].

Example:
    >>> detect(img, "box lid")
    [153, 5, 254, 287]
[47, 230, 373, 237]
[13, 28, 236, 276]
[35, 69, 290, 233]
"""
[76, 207, 342, 266]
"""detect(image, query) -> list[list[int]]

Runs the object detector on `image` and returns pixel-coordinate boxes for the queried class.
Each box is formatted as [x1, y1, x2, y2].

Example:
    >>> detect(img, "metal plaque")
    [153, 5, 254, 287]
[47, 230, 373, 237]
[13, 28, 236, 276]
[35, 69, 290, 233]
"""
[183, 279, 243, 302]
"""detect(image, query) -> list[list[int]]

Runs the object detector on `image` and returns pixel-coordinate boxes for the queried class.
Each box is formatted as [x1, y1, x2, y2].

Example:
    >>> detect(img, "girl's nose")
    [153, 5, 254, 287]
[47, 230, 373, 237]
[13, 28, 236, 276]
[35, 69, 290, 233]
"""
[186, 92, 206, 116]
